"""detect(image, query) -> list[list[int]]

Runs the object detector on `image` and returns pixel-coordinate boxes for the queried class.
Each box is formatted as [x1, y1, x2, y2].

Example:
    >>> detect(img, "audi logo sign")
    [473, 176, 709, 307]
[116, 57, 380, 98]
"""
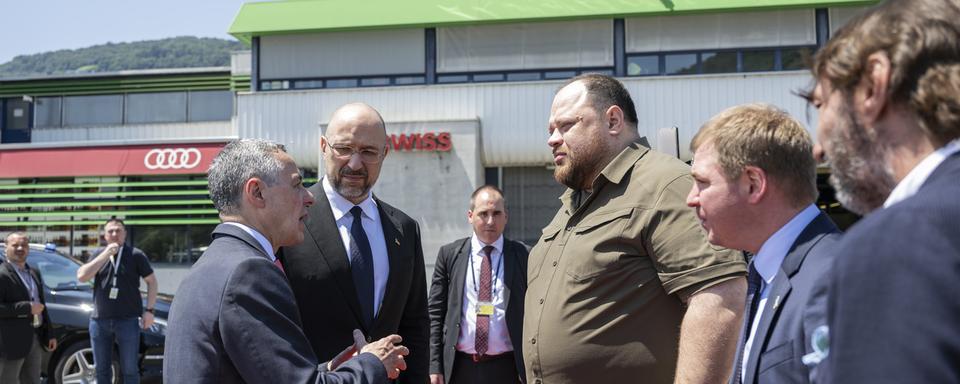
[144, 148, 203, 170]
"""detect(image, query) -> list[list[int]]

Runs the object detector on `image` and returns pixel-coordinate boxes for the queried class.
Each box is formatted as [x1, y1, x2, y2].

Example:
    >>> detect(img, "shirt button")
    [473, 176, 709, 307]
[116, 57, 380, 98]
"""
[552, 261, 557, 267]
[539, 298, 544, 304]
[531, 338, 537, 344]
[535, 380, 542, 384]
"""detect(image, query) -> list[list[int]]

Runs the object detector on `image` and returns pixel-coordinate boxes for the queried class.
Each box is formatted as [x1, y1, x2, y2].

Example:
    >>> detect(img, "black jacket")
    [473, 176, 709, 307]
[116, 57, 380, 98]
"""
[0, 261, 53, 359]
[428, 237, 529, 383]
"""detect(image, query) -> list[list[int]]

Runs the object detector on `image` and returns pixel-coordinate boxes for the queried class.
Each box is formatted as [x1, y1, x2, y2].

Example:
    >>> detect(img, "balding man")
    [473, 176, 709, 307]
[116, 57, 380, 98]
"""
[281, 103, 430, 384]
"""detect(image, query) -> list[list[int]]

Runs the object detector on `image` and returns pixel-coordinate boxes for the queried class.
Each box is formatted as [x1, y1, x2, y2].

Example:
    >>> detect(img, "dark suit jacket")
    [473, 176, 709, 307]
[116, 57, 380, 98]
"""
[281, 183, 429, 384]
[731, 212, 841, 384]
[821, 153, 960, 383]
[0, 262, 53, 360]
[428, 237, 529, 383]
[164, 224, 387, 384]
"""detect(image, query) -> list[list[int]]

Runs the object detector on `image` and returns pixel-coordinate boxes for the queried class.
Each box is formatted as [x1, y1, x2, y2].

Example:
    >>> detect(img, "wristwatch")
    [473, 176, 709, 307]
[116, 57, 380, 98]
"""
[145, 308, 155, 314]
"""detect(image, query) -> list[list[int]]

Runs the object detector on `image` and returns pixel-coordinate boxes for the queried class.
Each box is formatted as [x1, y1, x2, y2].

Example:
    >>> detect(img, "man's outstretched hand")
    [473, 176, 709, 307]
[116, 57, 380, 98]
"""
[328, 329, 370, 371]
[361, 334, 409, 380]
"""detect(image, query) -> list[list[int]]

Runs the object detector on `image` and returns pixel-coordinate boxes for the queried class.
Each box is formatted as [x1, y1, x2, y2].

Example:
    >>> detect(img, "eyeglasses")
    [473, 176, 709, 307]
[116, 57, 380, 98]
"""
[326, 142, 384, 164]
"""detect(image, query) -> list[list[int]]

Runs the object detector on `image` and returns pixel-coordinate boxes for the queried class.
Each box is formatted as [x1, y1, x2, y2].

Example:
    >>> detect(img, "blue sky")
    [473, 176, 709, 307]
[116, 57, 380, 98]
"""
[0, 0, 251, 64]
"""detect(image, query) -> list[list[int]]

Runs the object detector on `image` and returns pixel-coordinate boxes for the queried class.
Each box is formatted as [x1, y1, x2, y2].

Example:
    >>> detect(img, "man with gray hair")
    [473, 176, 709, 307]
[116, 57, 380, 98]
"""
[164, 139, 409, 384]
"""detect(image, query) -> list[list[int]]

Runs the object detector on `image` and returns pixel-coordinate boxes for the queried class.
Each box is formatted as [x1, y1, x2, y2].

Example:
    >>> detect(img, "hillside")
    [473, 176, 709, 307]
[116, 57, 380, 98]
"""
[0, 36, 246, 78]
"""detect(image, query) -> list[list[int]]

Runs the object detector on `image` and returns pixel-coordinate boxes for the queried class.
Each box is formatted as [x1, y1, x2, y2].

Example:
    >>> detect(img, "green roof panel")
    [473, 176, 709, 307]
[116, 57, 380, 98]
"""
[229, 0, 877, 43]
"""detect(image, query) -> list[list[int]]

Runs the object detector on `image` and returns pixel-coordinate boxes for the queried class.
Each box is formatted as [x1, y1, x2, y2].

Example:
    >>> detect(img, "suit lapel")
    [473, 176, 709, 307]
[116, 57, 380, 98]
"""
[449, 239, 471, 330]
[2, 262, 29, 297]
[373, 197, 404, 331]
[743, 212, 838, 383]
[302, 185, 367, 329]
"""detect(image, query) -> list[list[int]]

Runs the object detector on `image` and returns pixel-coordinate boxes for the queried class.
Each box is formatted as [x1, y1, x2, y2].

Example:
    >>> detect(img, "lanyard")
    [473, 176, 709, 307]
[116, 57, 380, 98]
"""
[109, 247, 124, 287]
[14, 267, 38, 303]
[469, 246, 503, 297]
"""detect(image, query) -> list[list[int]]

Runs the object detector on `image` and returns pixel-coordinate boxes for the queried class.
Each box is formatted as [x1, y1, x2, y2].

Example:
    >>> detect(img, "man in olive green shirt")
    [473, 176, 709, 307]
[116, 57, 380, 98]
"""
[523, 74, 747, 384]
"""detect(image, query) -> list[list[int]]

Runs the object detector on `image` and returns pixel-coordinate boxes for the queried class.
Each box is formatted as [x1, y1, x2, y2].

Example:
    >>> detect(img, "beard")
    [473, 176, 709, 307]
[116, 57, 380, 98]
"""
[554, 135, 608, 190]
[823, 102, 897, 215]
[330, 166, 371, 200]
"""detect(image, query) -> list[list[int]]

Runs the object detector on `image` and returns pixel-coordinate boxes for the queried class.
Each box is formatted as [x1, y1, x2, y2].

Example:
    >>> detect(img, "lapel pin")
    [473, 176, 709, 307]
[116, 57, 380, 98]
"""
[395, 238, 400, 246]
[773, 295, 781, 309]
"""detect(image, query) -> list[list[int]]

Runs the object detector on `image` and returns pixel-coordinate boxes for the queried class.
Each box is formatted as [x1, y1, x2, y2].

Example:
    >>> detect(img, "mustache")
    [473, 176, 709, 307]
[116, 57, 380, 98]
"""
[339, 167, 367, 177]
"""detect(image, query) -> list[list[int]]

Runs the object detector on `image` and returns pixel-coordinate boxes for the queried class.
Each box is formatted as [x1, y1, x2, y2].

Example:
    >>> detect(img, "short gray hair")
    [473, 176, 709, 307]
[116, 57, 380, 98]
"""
[208, 139, 288, 215]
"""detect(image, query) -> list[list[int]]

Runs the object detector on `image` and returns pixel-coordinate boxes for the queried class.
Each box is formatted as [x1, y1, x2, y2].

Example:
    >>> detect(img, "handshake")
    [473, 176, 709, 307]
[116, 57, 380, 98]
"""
[328, 329, 410, 380]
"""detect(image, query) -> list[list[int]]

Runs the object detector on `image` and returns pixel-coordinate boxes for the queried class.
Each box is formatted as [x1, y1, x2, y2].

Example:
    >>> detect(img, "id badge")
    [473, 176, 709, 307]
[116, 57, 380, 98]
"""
[476, 302, 494, 316]
[109, 288, 119, 300]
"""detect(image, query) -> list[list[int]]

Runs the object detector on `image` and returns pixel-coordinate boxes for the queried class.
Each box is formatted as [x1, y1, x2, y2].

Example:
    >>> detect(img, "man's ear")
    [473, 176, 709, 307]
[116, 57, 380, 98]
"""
[743, 166, 768, 205]
[855, 51, 892, 125]
[605, 105, 626, 136]
[243, 178, 268, 208]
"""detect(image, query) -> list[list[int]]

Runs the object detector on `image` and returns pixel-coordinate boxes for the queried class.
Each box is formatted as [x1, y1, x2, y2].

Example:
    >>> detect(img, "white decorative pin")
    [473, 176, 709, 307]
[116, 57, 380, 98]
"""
[773, 295, 781, 309]
[395, 238, 400, 246]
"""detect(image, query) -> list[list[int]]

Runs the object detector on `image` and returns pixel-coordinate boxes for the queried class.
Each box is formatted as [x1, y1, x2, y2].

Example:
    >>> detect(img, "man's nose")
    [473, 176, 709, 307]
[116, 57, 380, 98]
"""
[812, 143, 826, 164]
[547, 129, 562, 148]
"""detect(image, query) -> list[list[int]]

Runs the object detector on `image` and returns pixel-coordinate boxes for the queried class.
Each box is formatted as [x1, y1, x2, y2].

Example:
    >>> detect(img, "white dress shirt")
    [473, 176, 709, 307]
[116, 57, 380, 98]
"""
[322, 177, 390, 316]
[456, 234, 512, 355]
[223, 222, 276, 263]
[884, 138, 960, 208]
[742, 204, 820, 380]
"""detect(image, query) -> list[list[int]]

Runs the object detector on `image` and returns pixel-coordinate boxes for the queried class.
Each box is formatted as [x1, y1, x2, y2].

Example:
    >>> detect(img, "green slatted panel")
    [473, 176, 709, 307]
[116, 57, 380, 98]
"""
[0, 219, 221, 227]
[0, 73, 232, 97]
[0, 180, 209, 190]
[0, 200, 212, 209]
[0, 209, 218, 218]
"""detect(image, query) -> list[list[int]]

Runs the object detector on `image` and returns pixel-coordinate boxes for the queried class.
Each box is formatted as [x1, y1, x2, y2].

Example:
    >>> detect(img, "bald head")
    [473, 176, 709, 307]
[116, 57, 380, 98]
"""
[321, 103, 390, 204]
[327, 103, 386, 138]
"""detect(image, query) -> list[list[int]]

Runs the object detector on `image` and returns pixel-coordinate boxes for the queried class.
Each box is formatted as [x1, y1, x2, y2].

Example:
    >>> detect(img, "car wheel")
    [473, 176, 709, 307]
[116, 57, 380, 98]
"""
[53, 340, 120, 384]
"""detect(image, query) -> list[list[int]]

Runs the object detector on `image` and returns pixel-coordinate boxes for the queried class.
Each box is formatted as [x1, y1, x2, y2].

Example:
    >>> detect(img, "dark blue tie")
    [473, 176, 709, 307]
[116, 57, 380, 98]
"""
[734, 262, 763, 383]
[349, 206, 375, 328]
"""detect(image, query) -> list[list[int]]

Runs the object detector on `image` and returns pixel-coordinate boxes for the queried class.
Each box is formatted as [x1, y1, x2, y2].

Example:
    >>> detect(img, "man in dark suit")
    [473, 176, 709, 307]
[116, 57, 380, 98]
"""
[803, 1, 960, 381]
[0, 232, 57, 384]
[428, 185, 528, 384]
[281, 103, 429, 384]
[685, 104, 841, 384]
[164, 139, 409, 384]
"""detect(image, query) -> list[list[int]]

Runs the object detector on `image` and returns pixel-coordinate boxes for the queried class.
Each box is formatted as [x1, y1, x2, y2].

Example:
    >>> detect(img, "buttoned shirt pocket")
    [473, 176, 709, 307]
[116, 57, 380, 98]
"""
[564, 208, 635, 282]
[528, 224, 563, 283]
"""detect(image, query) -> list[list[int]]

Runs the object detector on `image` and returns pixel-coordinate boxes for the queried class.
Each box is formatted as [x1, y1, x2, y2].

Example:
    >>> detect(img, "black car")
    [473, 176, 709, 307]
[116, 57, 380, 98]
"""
[0, 244, 169, 384]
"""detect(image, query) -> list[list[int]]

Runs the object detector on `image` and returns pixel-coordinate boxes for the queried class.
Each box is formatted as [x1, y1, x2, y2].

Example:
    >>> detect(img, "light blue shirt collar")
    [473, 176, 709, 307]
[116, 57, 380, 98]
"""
[223, 222, 275, 262]
[752, 204, 820, 284]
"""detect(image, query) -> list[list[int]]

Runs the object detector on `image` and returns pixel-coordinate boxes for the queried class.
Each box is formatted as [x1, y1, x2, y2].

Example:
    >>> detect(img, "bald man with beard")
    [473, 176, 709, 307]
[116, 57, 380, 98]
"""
[280, 103, 430, 384]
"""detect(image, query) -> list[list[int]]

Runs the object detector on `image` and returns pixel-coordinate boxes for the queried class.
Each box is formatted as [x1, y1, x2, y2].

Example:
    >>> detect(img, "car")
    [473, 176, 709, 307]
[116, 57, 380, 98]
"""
[0, 243, 169, 384]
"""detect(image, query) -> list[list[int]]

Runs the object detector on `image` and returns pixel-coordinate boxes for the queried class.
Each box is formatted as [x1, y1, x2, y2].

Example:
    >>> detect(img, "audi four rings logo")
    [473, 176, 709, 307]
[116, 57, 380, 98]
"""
[143, 148, 203, 170]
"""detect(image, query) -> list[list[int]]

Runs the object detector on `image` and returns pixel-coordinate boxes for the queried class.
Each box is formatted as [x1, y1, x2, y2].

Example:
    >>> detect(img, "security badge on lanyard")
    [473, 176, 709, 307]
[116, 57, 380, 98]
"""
[108, 249, 123, 300]
[476, 302, 495, 316]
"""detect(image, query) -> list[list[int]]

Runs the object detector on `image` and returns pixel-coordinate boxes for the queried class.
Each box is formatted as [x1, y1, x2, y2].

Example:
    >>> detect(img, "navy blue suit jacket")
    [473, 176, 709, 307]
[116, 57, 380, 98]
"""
[732, 212, 841, 384]
[164, 223, 387, 384]
[822, 153, 960, 383]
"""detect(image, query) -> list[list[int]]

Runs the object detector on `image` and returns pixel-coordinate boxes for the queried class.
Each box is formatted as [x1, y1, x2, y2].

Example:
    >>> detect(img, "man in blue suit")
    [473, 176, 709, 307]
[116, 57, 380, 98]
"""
[686, 104, 841, 384]
[803, 0, 960, 381]
[164, 139, 409, 384]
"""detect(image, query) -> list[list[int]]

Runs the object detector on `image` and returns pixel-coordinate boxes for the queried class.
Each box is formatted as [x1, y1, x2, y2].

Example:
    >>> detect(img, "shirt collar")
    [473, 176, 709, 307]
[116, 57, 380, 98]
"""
[884, 139, 960, 208]
[470, 233, 504, 256]
[752, 204, 820, 284]
[560, 138, 652, 212]
[223, 222, 275, 261]
[322, 177, 379, 222]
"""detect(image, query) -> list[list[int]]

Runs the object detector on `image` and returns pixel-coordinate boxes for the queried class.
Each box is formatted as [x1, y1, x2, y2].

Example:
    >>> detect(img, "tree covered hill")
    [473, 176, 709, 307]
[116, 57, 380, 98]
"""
[0, 36, 246, 78]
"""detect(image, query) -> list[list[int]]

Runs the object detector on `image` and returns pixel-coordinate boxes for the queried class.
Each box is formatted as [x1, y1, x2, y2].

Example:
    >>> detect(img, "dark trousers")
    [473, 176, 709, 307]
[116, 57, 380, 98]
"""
[450, 351, 520, 384]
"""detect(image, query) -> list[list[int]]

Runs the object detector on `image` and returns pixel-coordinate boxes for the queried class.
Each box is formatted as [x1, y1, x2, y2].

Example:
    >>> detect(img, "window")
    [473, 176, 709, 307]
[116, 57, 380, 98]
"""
[506, 72, 541, 81]
[743, 49, 776, 72]
[781, 47, 813, 70]
[188, 90, 233, 122]
[360, 78, 391, 87]
[326, 79, 359, 88]
[701, 52, 738, 74]
[34, 97, 62, 128]
[63, 95, 123, 126]
[126, 92, 187, 124]
[260, 29, 425, 79]
[473, 73, 505, 82]
[627, 55, 660, 76]
[626, 10, 815, 52]
[665, 54, 698, 75]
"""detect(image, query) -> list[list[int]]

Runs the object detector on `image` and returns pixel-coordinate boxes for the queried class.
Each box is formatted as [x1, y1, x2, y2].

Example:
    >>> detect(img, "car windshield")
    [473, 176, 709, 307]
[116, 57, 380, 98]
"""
[8, 250, 93, 290]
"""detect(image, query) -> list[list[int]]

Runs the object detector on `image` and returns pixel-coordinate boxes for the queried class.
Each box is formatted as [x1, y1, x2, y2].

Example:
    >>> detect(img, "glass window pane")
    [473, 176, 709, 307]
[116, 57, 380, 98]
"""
[188, 90, 233, 122]
[743, 50, 776, 72]
[63, 95, 123, 126]
[394, 76, 425, 85]
[506, 72, 541, 81]
[126, 92, 187, 124]
[627, 55, 659, 76]
[437, 75, 468, 83]
[35, 97, 61, 128]
[360, 77, 391, 87]
[665, 53, 698, 75]
[701, 52, 738, 74]
[473, 73, 504, 82]
[544, 70, 576, 80]
[781, 47, 814, 70]
[294, 80, 323, 89]
[326, 79, 358, 88]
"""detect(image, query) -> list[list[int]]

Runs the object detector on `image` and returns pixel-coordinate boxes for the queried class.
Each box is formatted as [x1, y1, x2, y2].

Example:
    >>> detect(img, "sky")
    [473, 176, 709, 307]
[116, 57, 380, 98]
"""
[0, 0, 252, 64]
